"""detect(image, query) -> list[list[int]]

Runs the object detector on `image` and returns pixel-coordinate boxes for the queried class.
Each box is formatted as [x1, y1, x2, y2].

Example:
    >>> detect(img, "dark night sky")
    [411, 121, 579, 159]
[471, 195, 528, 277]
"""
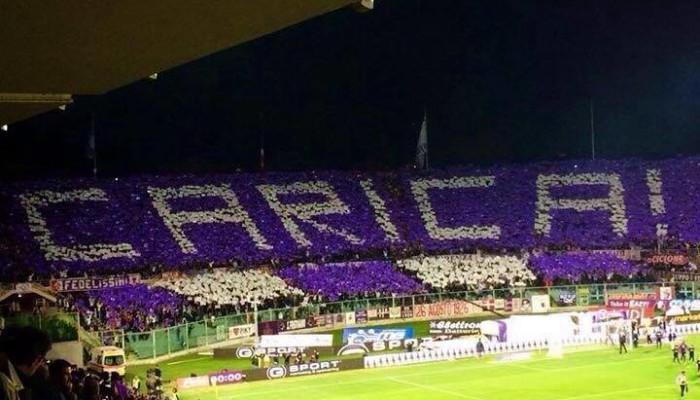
[2, 0, 700, 181]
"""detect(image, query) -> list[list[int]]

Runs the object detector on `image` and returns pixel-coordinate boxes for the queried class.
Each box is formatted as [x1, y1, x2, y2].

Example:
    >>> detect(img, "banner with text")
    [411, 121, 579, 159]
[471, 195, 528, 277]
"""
[228, 324, 255, 340]
[260, 334, 333, 348]
[413, 300, 475, 318]
[50, 274, 141, 292]
[342, 327, 414, 344]
[605, 293, 657, 317]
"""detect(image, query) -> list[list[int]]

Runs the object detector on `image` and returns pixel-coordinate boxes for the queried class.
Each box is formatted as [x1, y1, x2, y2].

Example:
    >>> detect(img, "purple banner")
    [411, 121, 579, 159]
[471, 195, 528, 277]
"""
[2, 158, 698, 272]
[257, 320, 279, 336]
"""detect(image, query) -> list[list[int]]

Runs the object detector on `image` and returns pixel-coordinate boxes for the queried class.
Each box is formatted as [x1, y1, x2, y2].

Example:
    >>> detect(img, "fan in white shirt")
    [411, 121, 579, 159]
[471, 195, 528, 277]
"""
[154, 269, 304, 307]
[398, 254, 535, 289]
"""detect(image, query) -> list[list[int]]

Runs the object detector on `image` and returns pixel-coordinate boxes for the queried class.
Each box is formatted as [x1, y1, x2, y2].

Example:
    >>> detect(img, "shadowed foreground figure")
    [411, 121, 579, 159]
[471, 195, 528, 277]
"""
[0, 326, 52, 400]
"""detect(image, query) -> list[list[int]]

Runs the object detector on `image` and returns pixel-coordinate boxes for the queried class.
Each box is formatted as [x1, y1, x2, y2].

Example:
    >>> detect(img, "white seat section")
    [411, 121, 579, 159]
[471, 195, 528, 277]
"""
[399, 254, 535, 289]
[154, 269, 304, 307]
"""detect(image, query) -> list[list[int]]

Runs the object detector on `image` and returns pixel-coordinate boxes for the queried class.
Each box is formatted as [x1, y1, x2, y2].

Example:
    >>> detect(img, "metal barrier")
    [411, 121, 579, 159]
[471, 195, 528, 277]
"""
[87, 280, 695, 360]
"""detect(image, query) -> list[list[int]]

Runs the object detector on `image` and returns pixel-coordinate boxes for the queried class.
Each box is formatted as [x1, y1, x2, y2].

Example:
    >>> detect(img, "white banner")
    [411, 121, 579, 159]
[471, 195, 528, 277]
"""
[260, 334, 333, 348]
[531, 294, 551, 313]
[228, 324, 255, 340]
[345, 312, 356, 326]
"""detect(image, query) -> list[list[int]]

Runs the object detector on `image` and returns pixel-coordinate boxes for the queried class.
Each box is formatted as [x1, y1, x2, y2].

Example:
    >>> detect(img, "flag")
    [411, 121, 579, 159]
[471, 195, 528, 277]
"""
[259, 146, 265, 172]
[415, 111, 428, 169]
[86, 116, 96, 160]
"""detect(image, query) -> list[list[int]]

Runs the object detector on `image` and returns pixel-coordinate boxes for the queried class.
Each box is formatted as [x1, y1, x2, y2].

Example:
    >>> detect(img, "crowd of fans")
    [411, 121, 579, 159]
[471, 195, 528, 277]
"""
[528, 253, 649, 283]
[153, 269, 304, 312]
[0, 325, 177, 400]
[398, 254, 536, 291]
[74, 285, 184, 333]
[62, 251, 656, 332]
[277, 261, 424, 301]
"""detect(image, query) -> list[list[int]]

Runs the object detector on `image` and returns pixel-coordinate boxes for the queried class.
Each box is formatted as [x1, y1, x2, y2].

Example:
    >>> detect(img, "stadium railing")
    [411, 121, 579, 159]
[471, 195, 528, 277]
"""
[90, 280, 696, 362]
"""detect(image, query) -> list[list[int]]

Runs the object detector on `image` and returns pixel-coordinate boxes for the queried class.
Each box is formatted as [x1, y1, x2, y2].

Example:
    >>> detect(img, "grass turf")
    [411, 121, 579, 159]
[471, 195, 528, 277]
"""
[146, 337, 700, 400]
[125, 316, 500, 381]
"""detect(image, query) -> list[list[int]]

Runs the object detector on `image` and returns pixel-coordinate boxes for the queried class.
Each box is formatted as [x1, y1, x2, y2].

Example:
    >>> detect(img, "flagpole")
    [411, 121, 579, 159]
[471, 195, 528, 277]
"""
[416, 110, 428, 170]
[91, 113, 98, 178]
[590, 99, 595, 160]
[259, 131, 265, 173]
[258, 112, 265, 173]
[425, 113, 429, 170]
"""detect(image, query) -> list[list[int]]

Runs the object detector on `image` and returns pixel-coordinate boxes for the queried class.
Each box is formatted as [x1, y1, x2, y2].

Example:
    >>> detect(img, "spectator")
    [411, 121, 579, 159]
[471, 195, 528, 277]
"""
[38, 359, 75, 400]
[0, 326, 52, 400]
[81, 376, 100, 400]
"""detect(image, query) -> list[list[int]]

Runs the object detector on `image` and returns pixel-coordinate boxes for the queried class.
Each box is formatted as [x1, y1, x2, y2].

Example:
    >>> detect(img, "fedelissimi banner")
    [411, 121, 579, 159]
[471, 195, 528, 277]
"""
[342, 327, 414, 344]
[50, 274, 141, 292]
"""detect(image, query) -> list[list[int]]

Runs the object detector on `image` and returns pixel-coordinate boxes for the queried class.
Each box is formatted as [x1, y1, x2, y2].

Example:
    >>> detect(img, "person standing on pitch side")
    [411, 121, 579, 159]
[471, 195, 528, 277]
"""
[689, 345, 695, 362]
[677, 371, 689, 397]
[618, 331, 628, 354]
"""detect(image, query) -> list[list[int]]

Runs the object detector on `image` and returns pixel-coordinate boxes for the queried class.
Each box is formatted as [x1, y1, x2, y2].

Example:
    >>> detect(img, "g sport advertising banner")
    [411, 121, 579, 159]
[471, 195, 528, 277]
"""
[336, 338, 426, 356]
[341, 327, 414, 344]
[264, 359, 363, 380]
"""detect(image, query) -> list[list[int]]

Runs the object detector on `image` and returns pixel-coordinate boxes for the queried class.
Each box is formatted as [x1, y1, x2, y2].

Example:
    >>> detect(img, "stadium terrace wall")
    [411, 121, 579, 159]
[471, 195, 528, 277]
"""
[110, 281, 689, 362]
[2, 157, 699, 271]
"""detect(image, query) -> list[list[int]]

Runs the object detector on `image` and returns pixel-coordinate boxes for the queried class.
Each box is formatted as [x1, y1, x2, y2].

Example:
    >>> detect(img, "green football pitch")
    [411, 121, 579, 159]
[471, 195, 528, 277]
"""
[159, 338, 700, 400]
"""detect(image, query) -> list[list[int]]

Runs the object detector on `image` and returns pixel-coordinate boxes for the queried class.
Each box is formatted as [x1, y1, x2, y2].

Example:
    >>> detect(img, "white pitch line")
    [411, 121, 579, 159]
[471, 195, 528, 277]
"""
[388, 377, 485, 400]
[556, 384, 670, 400]
[214, 352, 669, 399]
[166, 357, 209, 366]
[507, 363, 546, 372]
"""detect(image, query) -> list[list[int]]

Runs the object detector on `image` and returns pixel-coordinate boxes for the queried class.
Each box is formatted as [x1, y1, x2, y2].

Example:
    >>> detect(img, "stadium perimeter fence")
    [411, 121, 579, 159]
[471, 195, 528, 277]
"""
[94, 281, 693, 361]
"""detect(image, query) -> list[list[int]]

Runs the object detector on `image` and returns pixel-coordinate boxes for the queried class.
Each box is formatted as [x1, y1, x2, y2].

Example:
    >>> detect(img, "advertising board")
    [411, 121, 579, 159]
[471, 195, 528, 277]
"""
[216, 346, 321, 359]
[260, 334, 333, 348]
[413, 300, 472, 318]
[605, 292, 657, 317]
[263, 358, 364, 380]
[355, 309, 368, 324]
[336, 338, 425, 356]
[266, 360, 341, 380]
[285, 319, 307, 331]
[228, 324, 255, 340]
[368, 308, 391, 321]
[175, 376, 210, 390]
[530, 294, 551, 313]
[208, 370, 245, 386]
[644, 251, 688, 266]
[342, 327, 413, 344]
[428, 320, 481, 336]
[257, 320, 280, 335]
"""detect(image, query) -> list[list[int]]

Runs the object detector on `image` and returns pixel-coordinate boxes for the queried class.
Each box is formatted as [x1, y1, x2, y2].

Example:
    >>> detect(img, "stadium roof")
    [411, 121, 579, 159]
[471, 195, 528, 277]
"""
[0, 0, 355, 126]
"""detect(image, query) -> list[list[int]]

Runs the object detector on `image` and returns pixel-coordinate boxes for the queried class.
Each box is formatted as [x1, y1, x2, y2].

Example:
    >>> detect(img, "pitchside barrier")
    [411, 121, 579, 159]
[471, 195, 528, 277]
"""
[176, 323, 700, 389]
[364, 322, 700, 369]
[89, 281, 696, 361]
